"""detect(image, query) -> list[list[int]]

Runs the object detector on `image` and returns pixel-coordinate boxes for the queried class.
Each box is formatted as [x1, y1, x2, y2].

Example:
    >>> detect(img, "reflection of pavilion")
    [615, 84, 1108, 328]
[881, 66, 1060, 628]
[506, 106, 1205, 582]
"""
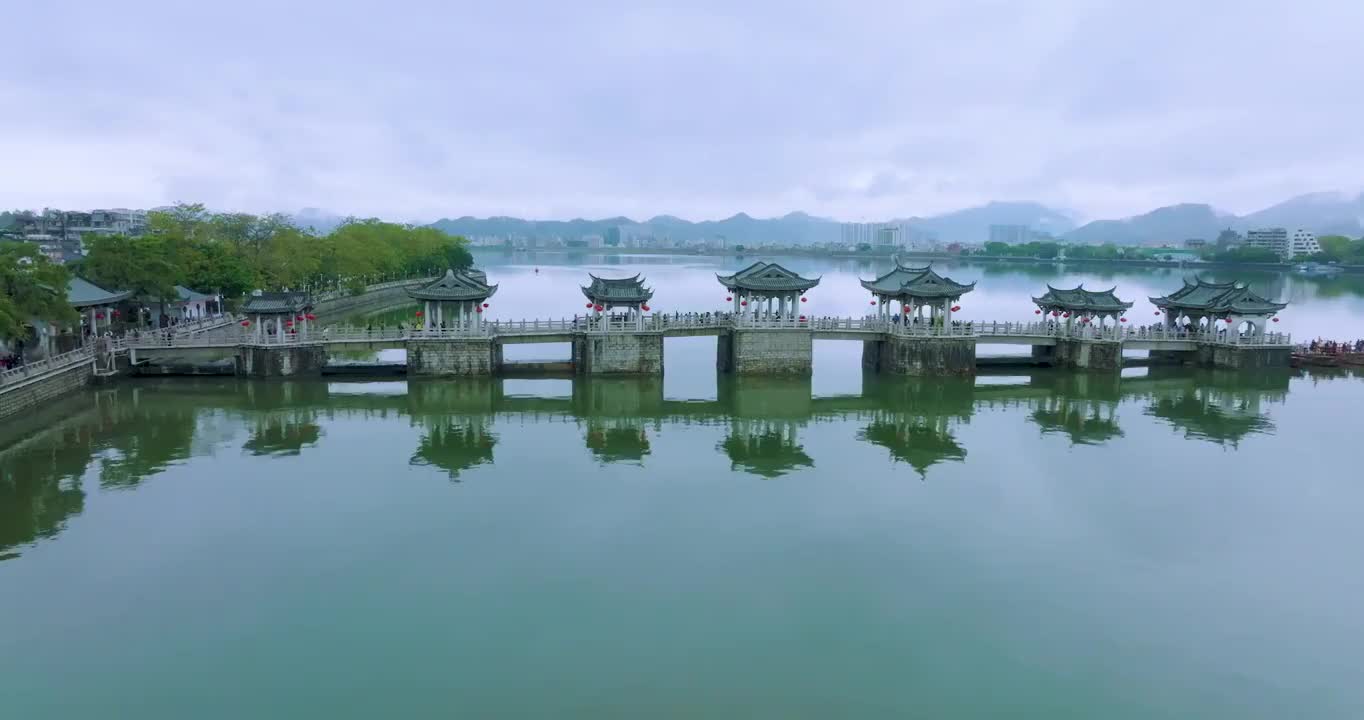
[719, 417, 813, 478]
[1030, 395, 1123, 445]
[585, 419, 651, 464]
[859, 412, 966, 477]
[1143, 374, 1285, 446]
[409, 416, 496, 480]
[242, 410, 321, 456]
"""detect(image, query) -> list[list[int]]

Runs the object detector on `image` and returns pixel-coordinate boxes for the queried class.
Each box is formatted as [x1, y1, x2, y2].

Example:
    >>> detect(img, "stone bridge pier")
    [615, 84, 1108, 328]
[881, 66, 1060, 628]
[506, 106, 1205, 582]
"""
[862, 336, 976, 376]
[236, 345, 327, 378]
[718, 329, 813, 375]
[572, 332, 664, 374]
[408, 338, 501, 376]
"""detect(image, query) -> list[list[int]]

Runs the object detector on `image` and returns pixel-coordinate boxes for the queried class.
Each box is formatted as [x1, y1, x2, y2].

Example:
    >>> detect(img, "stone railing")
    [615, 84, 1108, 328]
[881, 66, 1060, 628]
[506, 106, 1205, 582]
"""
[98, 315, 1296, 351]
[0, 347, 93, 388]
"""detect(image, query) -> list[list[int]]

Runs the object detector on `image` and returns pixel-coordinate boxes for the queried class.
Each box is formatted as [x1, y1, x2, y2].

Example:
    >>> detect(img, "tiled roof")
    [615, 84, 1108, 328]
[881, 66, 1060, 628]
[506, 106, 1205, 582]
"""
[717, 261, 820, 292]
[859, 259, 974, 298]
[242, 291, 312, 314]
[68, 277, 132, 308]
[581, 274, 654, 304]
[1150, 276, 1287, 315]
[1032, 285, 1133, 313]
[408, 268, 498, 301]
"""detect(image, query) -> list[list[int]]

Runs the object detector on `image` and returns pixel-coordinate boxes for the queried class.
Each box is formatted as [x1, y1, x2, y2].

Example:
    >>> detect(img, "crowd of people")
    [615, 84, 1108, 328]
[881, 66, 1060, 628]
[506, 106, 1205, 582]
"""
[1307, 338, 1364, 354]
[1, 352, 23, 371]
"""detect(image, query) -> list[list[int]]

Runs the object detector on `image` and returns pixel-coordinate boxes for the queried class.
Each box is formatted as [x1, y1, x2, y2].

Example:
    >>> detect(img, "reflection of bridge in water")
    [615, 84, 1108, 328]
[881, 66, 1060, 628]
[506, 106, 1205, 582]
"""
[1, 369, 1292, 551]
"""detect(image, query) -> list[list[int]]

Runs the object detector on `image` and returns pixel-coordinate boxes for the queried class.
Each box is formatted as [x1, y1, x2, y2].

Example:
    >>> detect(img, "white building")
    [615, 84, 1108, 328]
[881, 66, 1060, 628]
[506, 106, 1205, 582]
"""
[1246, 227, 1321, 259]
[841, 221, 914, 248]
[1290, 229, 1321, 258]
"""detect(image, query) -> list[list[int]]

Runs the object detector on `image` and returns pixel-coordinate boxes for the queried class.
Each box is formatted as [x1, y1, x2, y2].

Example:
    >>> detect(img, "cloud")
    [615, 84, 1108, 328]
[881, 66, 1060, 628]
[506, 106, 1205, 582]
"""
[2, 0, 1361, 222]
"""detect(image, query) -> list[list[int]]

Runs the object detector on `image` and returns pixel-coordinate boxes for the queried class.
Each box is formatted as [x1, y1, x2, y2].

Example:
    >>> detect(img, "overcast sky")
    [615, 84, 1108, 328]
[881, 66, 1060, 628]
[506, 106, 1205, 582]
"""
[4, 0, 1362, 223]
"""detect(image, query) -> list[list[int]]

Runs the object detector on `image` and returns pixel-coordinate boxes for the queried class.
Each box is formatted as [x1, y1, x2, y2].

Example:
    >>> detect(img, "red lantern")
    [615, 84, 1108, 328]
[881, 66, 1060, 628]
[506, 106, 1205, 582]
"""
[306, 314, 316, 320]
[415, 310, 423, 317]
[870, 300, 877, 305]
[475, 306, 483, 313]
[741, 301, 748, 307]
[95, 313, 104, 320]
[726, 296, 733, 302]
[594, 305, 604, 312]
[240, 320, 251, 327]
[1272, 317, 1280, 323]
[799, 315, 806, 321]
[1154, 311, 1160, 316]
[1120, 317, 1128, 323]
[1225, 318, 1233, 324]
[1034, 309, 1042, 315]
[1052, 311, 1060, 317]
[951, 305, 961, 312]
[641, 305, 651, 312]
[1062, 312, 1071, 318]
[800, 297, 807, 303]
[483, 303, 489, 308]
[903, 306, 911, 313]
[586, 303, 593, 309]
[112, 310, 120, 317]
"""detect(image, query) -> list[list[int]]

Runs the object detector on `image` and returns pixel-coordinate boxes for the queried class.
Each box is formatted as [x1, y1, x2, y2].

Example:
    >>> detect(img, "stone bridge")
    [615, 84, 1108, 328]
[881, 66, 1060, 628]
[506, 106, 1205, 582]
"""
[113, 314, 1293, 377]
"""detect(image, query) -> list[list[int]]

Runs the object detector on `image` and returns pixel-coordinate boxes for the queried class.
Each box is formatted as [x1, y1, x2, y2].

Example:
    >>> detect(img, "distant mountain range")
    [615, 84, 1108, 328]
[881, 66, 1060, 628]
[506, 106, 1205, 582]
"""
[416, 191, 1364, 247]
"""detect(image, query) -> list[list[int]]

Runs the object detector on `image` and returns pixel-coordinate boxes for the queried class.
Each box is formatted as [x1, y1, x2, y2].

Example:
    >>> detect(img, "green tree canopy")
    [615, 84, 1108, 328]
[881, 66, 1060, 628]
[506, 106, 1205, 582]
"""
[0, 244, 77, 340]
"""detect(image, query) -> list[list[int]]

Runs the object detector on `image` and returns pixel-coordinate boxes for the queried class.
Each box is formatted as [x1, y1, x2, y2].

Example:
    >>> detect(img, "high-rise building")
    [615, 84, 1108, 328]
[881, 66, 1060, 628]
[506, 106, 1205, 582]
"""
[841, 222, 914, 249]
[988, 224, 1031, 245]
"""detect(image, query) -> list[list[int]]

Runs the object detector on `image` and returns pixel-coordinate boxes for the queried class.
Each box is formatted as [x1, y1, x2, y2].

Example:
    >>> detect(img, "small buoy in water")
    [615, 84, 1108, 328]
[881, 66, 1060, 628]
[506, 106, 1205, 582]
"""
[534, 267, 539, 274]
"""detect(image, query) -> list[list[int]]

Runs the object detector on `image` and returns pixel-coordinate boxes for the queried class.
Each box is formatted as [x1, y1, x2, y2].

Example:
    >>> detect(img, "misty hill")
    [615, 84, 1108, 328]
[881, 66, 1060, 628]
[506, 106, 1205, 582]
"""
[1233, 192, 1364, 237]
[429, 203, 1077, 246]
[430, 212, 844, 246]
[908, 201, 1076, 241]
[1063, 193, 1364, 245]
[1063, 204, 1231, 246]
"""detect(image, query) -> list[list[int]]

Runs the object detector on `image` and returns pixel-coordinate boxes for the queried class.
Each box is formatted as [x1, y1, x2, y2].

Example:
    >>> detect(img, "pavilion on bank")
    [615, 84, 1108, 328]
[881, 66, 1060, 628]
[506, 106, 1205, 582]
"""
[717, 262, 819, 318]
[859, 259, 974, 323]
[1150, 277, 1286, 338]
[409, 268, 498, 329]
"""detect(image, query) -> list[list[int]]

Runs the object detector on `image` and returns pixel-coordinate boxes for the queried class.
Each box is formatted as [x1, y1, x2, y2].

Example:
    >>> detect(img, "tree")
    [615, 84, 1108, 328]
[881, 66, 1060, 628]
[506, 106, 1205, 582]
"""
[0, 244, 76, 340]
[83, 234, 178, 303]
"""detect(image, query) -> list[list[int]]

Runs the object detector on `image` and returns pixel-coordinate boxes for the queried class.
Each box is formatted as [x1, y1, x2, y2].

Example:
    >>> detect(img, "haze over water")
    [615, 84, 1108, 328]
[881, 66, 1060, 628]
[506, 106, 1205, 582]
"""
[3, 253, 1363, 718]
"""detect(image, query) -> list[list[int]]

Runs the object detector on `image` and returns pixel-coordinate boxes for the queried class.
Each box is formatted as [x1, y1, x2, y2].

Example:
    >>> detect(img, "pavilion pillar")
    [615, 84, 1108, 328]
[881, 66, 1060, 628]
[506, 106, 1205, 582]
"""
[89, 307, 98, 337]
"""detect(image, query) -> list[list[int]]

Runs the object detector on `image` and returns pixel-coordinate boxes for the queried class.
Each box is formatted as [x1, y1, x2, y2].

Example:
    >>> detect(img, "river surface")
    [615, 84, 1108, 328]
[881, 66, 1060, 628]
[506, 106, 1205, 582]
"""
[3, 253, 1363, 718]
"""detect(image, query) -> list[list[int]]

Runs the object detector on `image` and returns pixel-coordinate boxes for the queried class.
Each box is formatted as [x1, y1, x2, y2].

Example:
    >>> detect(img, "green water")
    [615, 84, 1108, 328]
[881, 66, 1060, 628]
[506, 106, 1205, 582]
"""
[3, 256, 1364, 718]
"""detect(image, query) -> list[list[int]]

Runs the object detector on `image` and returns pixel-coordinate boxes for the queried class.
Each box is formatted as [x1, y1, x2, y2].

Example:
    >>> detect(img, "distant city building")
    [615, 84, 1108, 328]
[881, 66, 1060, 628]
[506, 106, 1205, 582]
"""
[604, 227, 623, 247]
[1216, 228, 1244, 248]
[905, 227, 938, 249]
[584, 234, 604, 249]
[1184, 238, 1207, 249]
[842, 221, 915, 249]
[9, 208, 150, 262]
[1290, 229, 1321, 258]
[1245, 228, 1289, 257]
[1244, 228, 1317, 259]
[988, 224, 1031, 245]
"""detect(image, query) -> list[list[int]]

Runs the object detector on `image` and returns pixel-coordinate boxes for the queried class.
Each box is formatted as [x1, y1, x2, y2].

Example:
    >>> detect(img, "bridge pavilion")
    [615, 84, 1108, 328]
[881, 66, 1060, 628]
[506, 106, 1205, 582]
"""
[242, 291, 313, 341]
[1150, 277, 1287, 339]
[1032, 285, 1133, 326]
[717, 261, 819, 318]
[859, 260, 974, 324]
[582, 274, 653, 328]
[410, 268, 498, 330]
